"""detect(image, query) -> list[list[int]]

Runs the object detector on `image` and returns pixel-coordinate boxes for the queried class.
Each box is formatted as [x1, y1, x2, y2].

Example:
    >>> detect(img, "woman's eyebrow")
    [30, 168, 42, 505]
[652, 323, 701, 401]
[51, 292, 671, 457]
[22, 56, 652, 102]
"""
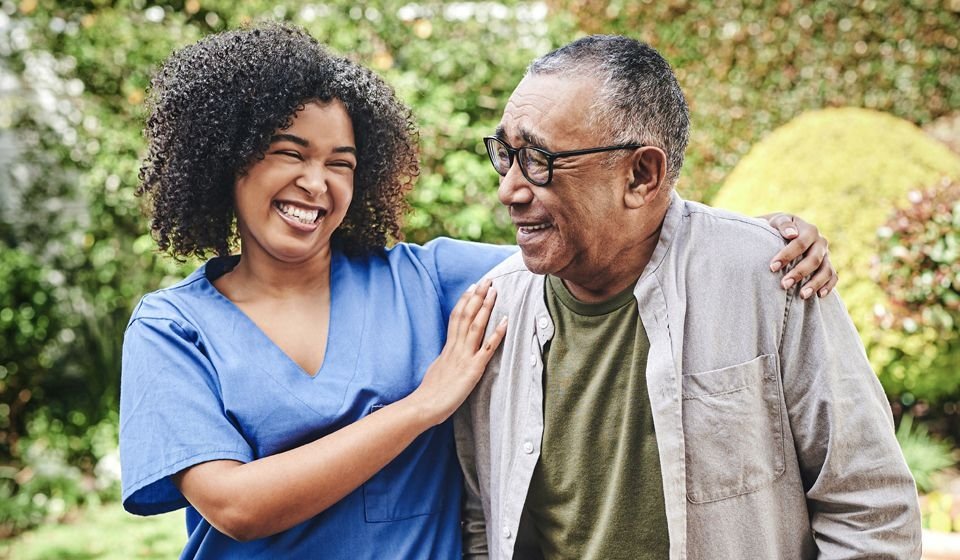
[271, 134, 355, 154]
[270, 133, 310, 147]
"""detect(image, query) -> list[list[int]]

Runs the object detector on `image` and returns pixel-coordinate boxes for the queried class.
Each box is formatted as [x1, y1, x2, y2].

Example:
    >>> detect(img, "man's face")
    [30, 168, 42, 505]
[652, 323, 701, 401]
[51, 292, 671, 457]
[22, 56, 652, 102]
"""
[496, 74, 634, 281]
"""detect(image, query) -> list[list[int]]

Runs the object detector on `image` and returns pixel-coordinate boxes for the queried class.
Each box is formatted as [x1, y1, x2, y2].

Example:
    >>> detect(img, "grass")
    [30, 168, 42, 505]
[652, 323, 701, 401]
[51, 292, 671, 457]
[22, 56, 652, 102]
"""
[0, 504, 185, 560]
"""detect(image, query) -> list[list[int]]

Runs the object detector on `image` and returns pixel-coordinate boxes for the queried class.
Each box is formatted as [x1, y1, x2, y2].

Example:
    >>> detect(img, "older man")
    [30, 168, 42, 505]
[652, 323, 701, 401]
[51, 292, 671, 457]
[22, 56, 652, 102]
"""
[455, 35, 921, 559]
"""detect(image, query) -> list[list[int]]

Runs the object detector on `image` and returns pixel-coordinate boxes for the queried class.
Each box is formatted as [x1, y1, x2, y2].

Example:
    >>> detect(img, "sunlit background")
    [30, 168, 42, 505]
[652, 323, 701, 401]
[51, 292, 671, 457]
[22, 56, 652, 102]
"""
[1, 1, 959, 557]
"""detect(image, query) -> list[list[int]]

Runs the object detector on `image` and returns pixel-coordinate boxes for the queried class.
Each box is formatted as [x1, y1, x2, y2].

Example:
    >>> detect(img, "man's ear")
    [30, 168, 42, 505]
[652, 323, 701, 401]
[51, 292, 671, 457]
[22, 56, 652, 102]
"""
[624, 147, 667, 209]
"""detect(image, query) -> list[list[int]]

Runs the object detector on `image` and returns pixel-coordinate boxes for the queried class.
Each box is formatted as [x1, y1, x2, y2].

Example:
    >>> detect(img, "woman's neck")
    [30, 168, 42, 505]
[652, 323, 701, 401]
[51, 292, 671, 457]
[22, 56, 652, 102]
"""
[215, 246, 333, 303]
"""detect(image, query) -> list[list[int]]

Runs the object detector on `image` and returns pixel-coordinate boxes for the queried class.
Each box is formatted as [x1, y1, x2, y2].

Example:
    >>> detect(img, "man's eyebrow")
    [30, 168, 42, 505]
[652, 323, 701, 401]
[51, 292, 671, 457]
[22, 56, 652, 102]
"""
[518, 127, 549, 149]
[270, 133, 309, 147]
[493, 125, 549, 149]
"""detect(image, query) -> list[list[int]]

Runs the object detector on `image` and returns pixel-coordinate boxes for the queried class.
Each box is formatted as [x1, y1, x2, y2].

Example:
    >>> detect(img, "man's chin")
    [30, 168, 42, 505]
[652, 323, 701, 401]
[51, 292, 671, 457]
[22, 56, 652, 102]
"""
[519, 250, 556, 276]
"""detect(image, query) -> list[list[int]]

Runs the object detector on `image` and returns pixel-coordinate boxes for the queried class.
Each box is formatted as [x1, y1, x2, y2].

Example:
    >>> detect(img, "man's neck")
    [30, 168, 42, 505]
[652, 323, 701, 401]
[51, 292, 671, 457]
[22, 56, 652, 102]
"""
[561, 221, 663, 303]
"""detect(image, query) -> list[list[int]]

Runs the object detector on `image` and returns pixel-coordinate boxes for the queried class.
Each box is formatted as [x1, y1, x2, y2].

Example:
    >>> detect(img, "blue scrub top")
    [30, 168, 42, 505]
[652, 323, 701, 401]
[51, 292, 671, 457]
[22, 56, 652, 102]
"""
[119, 238, 515, 559]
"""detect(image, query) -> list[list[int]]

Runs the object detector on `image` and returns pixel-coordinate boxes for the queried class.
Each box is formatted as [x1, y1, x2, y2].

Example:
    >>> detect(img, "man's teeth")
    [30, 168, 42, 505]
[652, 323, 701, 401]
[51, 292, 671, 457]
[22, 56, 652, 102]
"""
[276, 202, 320, 224]
[519, 223, 552, 233]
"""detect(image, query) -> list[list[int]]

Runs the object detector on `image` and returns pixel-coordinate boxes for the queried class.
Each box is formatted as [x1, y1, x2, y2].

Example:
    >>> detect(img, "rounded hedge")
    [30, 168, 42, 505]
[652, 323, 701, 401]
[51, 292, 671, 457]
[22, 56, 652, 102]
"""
[713, 107, 960, 402]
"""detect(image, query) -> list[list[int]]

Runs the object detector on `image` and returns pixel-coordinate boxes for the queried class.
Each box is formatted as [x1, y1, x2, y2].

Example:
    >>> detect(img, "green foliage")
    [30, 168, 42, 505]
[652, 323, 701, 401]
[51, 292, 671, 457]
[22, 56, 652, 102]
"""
[549, 0, 960, 203]
[713, 108, 960, 402]
[0, 247, 59, 462]
[875, 178, 960, 331]
[0, 501, 184, 559]
[0, 411, 120, 536]
[897, 414, 956, 495]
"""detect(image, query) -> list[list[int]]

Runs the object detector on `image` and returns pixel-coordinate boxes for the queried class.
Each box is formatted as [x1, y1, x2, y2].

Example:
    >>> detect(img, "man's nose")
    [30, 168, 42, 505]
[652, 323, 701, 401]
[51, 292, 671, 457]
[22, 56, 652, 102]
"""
[497, 161, 534, 207]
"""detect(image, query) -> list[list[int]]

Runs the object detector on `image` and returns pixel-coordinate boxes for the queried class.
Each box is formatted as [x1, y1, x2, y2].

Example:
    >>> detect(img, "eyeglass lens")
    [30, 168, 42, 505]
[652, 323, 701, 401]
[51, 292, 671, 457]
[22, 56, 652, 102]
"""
[485, 138, 551, 185]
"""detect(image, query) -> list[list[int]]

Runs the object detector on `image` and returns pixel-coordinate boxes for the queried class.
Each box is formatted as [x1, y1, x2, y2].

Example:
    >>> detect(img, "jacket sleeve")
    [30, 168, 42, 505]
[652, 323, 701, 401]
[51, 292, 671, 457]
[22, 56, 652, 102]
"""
[454, 401, 490, 559]
[778, 289, 922, 559]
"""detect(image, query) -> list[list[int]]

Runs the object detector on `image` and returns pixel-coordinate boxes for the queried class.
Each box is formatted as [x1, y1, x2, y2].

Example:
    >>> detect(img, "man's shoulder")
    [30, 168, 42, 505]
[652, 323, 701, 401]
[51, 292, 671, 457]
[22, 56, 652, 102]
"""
[483, 251, 534, 279]
[482, 252, 542, 297]
[678, 198, 787, 257]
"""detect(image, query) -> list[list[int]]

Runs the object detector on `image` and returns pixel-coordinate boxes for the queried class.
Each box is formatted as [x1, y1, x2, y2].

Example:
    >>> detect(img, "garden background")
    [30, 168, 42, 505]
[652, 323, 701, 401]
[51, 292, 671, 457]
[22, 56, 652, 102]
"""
[1, 0, 959, 557]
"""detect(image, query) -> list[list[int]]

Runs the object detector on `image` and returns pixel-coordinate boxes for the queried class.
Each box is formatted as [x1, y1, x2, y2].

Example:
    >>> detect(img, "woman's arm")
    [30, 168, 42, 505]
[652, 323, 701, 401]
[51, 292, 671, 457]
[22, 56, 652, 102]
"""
[173, 281, 507, 542]
[763, 213, 839, 299]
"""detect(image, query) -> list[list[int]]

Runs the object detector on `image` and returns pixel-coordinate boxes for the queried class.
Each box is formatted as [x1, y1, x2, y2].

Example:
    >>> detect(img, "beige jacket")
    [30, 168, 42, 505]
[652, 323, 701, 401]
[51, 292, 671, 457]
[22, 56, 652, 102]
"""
[454, 193, 921, 559]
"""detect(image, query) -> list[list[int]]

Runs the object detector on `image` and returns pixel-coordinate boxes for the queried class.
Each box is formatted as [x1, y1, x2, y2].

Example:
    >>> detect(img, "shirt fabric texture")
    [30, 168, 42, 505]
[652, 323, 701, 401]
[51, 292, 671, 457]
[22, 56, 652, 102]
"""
[514, 274, 668, 559]
[454, 192, 922, 560]
[120, 238, 514, 560]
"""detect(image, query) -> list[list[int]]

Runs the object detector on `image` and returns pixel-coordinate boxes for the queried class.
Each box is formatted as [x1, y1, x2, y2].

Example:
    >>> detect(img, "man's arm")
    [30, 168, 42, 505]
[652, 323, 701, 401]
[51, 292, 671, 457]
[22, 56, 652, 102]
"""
[779, 288, 921, 558]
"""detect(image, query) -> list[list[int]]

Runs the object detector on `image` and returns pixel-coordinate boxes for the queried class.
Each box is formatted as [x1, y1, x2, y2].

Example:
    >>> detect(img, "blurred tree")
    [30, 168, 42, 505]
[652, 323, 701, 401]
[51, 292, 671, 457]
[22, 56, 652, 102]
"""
[548, 0, 960, 202]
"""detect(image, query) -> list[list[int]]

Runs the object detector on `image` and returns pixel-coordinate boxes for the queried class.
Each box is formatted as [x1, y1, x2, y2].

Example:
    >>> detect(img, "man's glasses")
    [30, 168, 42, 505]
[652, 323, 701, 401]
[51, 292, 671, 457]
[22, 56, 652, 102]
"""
[483, 136, 645, 187]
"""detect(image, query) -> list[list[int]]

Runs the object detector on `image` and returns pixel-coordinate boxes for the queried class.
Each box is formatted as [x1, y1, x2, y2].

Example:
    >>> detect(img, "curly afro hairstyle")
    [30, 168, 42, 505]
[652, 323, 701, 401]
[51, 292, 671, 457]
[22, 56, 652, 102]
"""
[138, 22, 418, 258]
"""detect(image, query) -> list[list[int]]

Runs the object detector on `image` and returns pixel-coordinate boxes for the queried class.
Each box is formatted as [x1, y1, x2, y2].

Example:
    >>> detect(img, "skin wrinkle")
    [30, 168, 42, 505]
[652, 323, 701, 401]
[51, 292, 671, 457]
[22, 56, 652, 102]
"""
[498, 75, 661, 302]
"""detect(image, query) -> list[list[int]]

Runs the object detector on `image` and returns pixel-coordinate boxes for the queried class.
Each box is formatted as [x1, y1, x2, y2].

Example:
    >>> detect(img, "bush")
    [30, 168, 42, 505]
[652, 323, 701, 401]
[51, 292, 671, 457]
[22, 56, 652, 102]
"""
[875, 178, 960, 331]
[897, 414, 956, 495]
[0, 247, 59, 464]
[712, 107, 960, 403]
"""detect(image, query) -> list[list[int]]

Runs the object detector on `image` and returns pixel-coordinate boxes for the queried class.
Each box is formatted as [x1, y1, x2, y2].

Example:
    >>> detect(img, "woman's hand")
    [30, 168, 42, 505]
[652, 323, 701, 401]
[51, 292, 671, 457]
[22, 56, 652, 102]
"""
[764, 213, 839, 299]
[409, 279, 507, 426]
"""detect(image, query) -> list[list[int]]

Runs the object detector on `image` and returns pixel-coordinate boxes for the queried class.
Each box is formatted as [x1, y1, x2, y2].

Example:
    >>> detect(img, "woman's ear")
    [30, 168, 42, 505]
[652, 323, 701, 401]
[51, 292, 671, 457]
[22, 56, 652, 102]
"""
[624, 146, 667, 209]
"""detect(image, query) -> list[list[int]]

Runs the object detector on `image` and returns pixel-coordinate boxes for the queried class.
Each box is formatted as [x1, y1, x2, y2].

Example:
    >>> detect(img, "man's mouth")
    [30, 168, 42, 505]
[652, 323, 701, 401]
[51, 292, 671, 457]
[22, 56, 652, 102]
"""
[518, 222, 553, 233]
[274, 201, 326, 225]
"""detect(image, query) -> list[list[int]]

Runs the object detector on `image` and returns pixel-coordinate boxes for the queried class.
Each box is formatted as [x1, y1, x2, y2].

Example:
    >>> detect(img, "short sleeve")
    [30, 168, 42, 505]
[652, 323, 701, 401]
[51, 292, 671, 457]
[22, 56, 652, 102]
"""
[414, 238, 517, 320]
[119, 315, 254, 516]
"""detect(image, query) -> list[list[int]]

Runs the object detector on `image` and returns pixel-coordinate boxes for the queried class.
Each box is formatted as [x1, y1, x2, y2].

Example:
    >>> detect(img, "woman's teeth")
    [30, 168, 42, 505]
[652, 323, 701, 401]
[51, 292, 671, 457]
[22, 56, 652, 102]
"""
[276, 202, 320, 224]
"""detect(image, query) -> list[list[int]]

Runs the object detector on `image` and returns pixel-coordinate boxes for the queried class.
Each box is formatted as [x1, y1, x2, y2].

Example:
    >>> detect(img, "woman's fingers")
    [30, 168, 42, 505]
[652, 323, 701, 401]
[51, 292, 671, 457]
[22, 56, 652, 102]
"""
[764, 214, 838, 297]
[798, 253, 836, 299]
[464, 287, 497, 348]
[769, 215, 819, 272]
[767, 213, 800, 240]
[454, 280, 491, 339]
[446, 282, 476, 339]
[480, 316, 508, 356]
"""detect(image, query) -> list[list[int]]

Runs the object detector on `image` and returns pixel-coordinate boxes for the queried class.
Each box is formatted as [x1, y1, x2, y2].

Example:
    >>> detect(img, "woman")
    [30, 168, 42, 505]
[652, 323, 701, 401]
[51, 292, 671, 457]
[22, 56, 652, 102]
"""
[120, 23, 835, 559]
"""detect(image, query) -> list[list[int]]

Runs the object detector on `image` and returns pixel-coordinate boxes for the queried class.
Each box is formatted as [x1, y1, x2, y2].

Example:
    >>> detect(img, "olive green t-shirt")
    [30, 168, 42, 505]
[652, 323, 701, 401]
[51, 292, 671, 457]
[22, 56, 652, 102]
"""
[513, 275, 669, 560]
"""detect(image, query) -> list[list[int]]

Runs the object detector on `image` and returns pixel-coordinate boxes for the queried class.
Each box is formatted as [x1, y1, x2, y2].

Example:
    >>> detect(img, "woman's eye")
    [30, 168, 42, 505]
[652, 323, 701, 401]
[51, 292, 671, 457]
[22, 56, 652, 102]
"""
[330, 161, 356, 170]
[273, 150, 303, 160]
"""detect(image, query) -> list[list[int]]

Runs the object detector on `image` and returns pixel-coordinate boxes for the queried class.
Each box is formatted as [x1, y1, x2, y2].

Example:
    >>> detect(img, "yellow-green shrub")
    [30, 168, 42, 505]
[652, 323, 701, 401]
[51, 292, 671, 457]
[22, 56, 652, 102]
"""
[713, 107, 960, 402]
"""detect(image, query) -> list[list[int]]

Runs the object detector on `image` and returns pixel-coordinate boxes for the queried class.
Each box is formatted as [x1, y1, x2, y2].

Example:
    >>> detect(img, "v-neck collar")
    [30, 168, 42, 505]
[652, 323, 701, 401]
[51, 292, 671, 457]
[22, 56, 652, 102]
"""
[199, 252, 365, 394]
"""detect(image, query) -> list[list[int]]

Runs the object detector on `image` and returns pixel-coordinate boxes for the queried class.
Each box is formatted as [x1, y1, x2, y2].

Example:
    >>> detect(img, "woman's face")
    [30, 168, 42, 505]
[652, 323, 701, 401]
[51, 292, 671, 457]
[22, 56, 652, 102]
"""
[233, 100, 356, 265]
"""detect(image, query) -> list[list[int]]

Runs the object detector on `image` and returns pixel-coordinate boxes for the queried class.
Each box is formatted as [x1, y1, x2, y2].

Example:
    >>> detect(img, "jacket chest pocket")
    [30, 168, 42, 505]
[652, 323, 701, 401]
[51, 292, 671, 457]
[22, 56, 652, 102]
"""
[681, 354, 785, 503]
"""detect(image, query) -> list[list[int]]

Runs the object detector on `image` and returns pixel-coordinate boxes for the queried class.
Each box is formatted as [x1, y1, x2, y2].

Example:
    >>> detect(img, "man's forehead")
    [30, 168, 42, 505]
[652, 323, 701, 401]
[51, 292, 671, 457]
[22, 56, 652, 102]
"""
[498, 74, 599, 147]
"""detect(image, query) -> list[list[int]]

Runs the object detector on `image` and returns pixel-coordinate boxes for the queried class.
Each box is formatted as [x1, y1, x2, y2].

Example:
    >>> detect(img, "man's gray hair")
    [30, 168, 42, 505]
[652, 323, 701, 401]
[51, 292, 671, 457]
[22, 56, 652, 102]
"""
[528, 35, 690, 187]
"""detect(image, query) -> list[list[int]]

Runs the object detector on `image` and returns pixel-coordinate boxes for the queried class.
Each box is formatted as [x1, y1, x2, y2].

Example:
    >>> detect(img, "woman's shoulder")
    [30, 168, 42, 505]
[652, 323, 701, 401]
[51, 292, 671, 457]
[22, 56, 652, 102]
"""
[385, 238, 515, 274]
[128, 259, 222, 329]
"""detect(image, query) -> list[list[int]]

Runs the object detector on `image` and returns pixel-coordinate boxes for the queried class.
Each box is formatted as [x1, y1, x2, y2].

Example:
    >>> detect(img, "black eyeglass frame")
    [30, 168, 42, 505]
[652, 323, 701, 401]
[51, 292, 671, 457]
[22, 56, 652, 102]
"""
[483, 136, 646, 186]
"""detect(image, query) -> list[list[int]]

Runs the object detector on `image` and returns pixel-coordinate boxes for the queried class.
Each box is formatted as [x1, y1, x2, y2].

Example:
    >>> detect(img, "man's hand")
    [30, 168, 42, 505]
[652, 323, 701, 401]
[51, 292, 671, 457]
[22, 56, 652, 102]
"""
[763, 213, 839, 299]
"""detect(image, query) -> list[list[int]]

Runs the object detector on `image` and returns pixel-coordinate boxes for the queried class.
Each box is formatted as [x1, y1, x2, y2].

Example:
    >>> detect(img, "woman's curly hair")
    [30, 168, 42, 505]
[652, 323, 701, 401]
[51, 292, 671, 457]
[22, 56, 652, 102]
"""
[138, 22, 418, 258]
